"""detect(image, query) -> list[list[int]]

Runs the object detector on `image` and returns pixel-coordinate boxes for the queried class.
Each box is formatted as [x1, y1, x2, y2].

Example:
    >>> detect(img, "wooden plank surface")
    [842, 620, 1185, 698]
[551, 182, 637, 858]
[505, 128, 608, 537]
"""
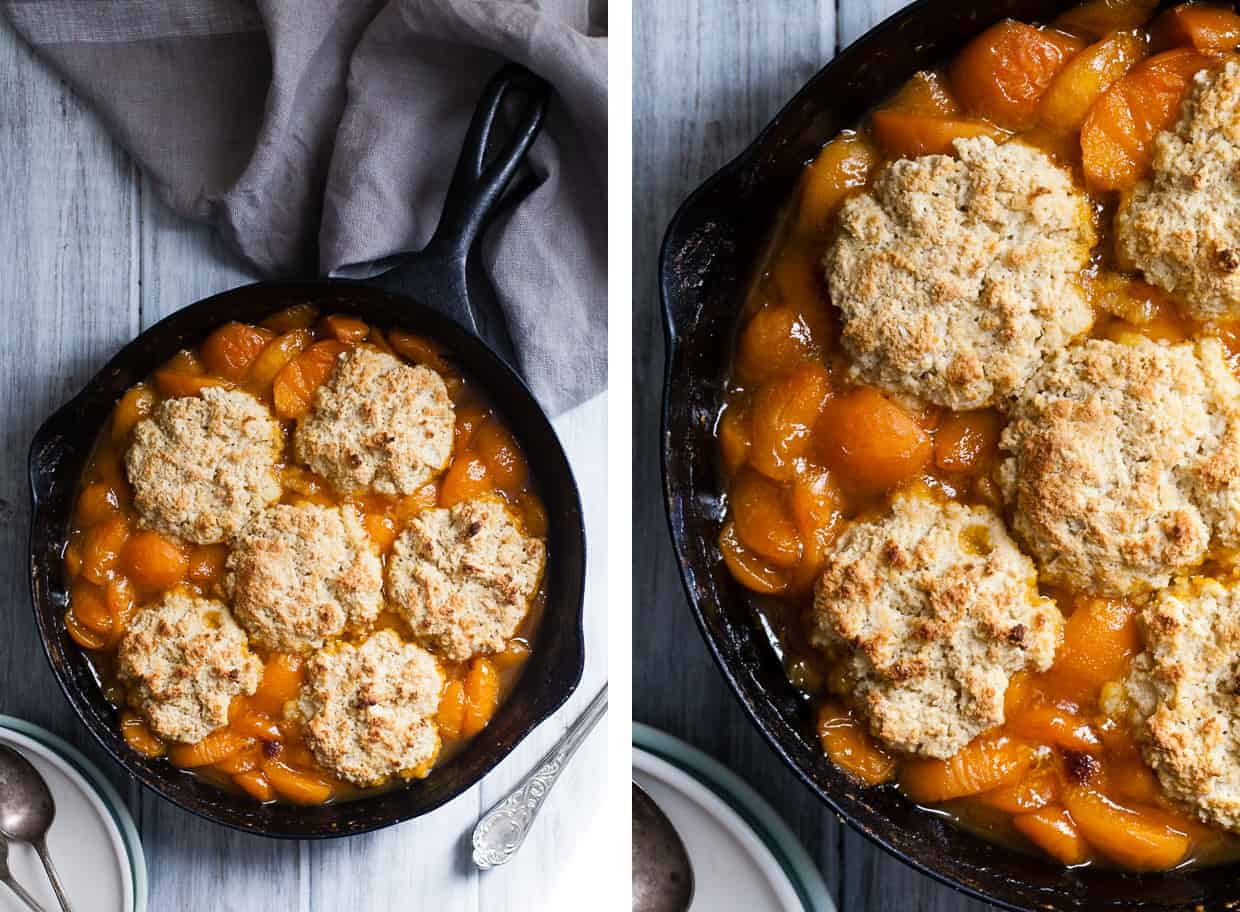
[0, 15, 607, 910]
[633, 1, 992, 909]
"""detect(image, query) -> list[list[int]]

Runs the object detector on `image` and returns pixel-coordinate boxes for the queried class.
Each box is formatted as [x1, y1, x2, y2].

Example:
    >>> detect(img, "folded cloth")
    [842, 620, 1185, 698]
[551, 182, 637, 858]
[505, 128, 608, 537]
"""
[1, 0, 606, 413]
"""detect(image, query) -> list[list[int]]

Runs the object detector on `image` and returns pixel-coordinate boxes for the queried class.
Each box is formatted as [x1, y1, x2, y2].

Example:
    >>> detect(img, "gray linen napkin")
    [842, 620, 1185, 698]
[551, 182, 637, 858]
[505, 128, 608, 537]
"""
[1, 0, 607, 413]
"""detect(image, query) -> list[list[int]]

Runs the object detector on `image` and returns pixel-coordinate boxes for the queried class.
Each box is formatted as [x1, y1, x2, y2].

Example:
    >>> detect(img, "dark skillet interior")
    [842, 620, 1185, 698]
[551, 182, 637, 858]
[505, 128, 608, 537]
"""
[660, 0, 1240, 909]
[29, 279, 586, 838]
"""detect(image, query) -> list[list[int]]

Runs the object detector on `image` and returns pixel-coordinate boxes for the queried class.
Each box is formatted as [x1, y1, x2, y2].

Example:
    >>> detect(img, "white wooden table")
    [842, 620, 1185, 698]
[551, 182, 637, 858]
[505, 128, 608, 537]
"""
[0, 18, 607, 912]
[634, 1, 994, 909]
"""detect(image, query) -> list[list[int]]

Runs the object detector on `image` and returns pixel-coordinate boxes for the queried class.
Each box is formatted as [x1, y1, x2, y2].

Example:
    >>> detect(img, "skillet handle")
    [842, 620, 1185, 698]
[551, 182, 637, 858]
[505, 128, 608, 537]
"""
[364, 63, 550, 374]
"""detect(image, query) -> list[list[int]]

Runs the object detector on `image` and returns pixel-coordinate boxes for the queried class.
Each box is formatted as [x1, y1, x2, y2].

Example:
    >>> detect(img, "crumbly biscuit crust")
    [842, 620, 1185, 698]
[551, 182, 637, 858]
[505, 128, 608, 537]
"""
[225, 504, 383, 652]
[125, 387, 282, 544]
[1117, 60, 1240, 322]
[386, 499, 544, 661]
[293, 347, 454, 496]
[826, 137, 1096, 410]
[999, 337, 1240, 595]
[297, 630, 443, 786]
[1108, 577, 1240, 832]
[117, 590, 261, 743]
[810, 491, 1061, 758]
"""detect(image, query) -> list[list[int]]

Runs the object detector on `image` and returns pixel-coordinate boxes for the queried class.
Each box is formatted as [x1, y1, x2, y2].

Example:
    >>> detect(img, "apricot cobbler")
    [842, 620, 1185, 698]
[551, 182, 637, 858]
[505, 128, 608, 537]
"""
[63, 305, 547, 804]
[717, 0, 1240, 871]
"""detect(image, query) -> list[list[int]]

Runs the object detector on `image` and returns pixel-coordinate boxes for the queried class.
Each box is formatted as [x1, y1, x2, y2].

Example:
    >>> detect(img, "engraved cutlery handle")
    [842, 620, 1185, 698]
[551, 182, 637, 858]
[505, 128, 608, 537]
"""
[471, 685, 607, 870]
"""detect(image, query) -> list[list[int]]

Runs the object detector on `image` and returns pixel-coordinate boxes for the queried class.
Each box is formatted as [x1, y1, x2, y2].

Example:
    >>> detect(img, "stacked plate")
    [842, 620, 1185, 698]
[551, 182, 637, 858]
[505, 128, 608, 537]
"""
[633, 724, 834, 912]
[0, 716, 146, 912]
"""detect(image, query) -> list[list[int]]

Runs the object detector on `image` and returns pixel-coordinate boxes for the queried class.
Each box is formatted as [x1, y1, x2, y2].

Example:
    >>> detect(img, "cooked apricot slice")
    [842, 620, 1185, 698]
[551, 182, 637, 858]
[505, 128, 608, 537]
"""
[1055, 0, 1160, 37]
[718, 400, 752, 475]
[1014, 806, 1090, 865]
[230, 710, 282, 742]
[719, 522, 788, 595]
[261, 303, 319, 333]
[70, 582, 111, 635]
[389, 330, 452, 374]
[105, 576, 135, 642]
[63, 541, 82, 580]
[730, 470, 802, 568]
[438, 680, 467, 741]
[787, 464, 843, 591]
[1015, 125, 1085, 164]
[272, 340, 350, 420]
[249, 653, 304, 716]
[796, 134, 878, 238]
[1007, 702, 1101, 752]
[168, 730, 256, 768]
[76, 482, 122, 527]
[474, 420, 528, 495]
[120, 530, 188, 590]
[1151, 4, 1240, 52]
[749, 363, 831, 482]
[213, 745, 261, 775]
[870, 110, 1007, 158]
[261, 756, 334, 804]
[319, 314, 370, 343]
[735, 306, 819, 384]
[65, 609, 107, 649]
[81, 516, 129, 585]
[153, 370, 232, 399]
[186, 543, 228, 586]
[120, 711, 166, 759]
[1053, 597, 1139, 701]
[901, 734, 1037, 803]
[788, 465, 842, 539]
[440, 453, 493, 507]
[111, 385, 156, 443]
[248, 328, 314, 391]
[89, 445, 126, 489]
[1040, 30, 1148, 132]
[933, 410, 1001, 474]
[462, 657, 500, 738]
[1109, 760, 1163, 804]
[233, 770, 276, 802]
[884, 70, 961, 117]
[273, 739, 317, 769]
[201, 322, 274, 382]
[161, 349, 204, 376]
[815, 387, 931, 495]
[1082, 48, 1214, 190]
[949, 21, 1084, 130]
[817, 703, 895, 785]
[980, 769, 1058, 813]
[1063, 786, 1189, 870]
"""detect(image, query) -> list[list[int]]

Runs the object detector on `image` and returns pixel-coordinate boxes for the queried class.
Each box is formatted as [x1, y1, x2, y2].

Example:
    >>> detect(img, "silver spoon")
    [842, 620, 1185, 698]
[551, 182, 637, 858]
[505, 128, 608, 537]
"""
[0, 746, 72, 912]
[472, 684, 607, 869]
[633, 782, 694, 912]
[0, 836, 47, 912]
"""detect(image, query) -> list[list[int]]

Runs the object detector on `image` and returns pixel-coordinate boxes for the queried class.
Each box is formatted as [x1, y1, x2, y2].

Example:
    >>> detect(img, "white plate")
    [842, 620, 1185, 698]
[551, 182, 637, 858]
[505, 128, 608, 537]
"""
[0, 723, 142, 912]
[634, 724, 835, 912]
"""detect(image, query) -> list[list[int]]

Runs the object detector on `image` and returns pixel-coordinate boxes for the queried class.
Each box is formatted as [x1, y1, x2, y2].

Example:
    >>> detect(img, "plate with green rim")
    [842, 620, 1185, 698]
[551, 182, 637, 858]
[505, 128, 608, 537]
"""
[634, 722, 835, 912]
[0, 715, 146, 912]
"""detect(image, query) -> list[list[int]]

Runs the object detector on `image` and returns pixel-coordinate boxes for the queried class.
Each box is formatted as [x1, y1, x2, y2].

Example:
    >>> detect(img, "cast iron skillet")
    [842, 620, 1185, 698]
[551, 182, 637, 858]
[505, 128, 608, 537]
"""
[28, 63, 586, 839]
[660, 2, 1240, 909]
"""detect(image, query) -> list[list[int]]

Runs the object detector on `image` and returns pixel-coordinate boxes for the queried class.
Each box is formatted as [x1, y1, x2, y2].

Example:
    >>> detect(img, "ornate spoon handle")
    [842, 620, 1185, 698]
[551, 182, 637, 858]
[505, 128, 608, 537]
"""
[471, 685, 607, 869]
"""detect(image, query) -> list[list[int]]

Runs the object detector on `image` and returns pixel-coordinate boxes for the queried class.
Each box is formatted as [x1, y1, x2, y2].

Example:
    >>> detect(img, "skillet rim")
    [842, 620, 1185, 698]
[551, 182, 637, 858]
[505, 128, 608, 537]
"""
[28, 276, 587, 839]
[656, 0, 1240, 908]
